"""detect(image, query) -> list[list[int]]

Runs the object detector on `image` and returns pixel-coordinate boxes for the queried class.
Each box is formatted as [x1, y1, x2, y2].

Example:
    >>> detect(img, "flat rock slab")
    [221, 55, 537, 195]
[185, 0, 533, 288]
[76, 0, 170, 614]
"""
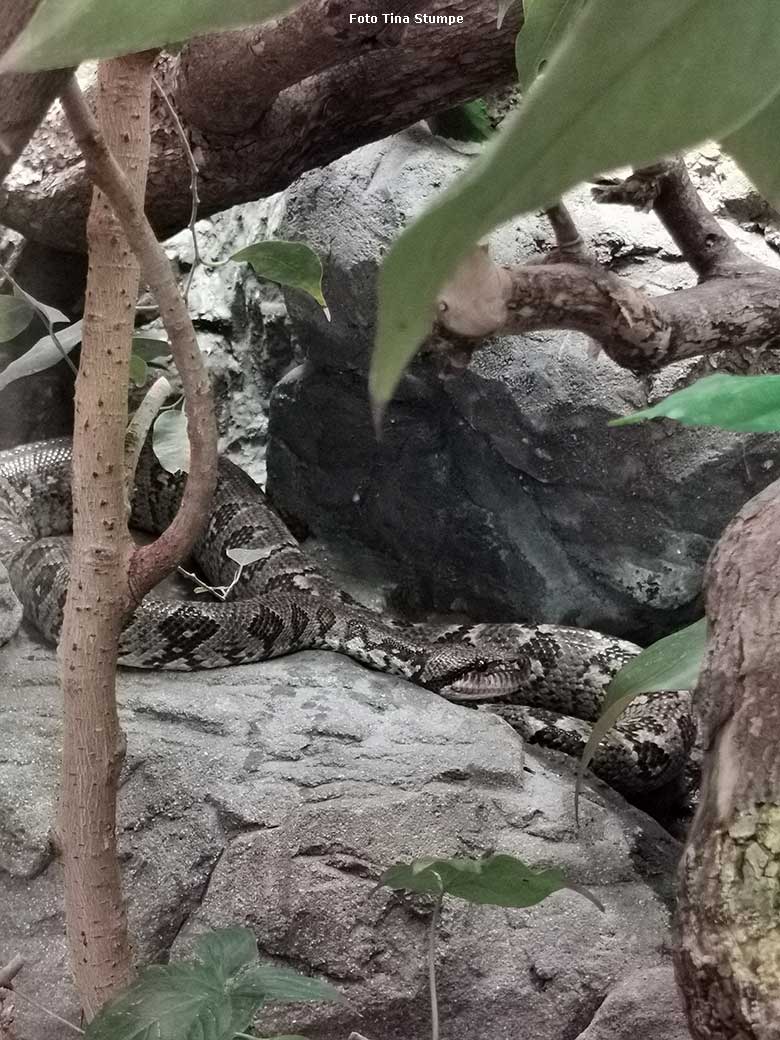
[0, 628, 691, 1039]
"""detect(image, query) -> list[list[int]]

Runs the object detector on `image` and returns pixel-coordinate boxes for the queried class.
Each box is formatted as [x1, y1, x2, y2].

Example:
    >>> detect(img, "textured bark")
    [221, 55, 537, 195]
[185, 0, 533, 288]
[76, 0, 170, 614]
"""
[675, 477, 780, 1038]
[0, 0, 520, 251]
[56, 54, 154, 1017]
[0, 0, 73, 184]
[434, 161, 780, 374]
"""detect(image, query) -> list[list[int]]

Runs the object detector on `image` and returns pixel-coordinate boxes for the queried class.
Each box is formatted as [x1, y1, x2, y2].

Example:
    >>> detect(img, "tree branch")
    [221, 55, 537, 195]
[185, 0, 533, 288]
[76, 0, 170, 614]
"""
[0, 0, 520, 251]
[59, 77, 218, 601]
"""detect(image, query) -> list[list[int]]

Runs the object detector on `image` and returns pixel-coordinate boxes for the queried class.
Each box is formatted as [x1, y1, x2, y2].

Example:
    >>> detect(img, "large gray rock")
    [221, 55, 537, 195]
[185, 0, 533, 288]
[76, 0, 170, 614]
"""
[266, 128, 780, 639]
[0, 626, 690, 1040]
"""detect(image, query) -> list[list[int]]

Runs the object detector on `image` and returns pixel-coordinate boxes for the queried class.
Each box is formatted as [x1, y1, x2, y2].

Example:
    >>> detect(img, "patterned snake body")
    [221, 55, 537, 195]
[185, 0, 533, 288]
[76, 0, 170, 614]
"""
[0, 438, 695, 796]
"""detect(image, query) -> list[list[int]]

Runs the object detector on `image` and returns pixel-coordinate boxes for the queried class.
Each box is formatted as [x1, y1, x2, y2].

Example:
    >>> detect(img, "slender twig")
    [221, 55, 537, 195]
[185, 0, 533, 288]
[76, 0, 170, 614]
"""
[124, 374, 173, 493]
[0, 959, 24, 990]
[152, 75, 202, 301]
[6, 989, 83, 1035]
[428, 893, 442, 1040]
[543, 202, 589, 262]
[59, 75, 218, 603]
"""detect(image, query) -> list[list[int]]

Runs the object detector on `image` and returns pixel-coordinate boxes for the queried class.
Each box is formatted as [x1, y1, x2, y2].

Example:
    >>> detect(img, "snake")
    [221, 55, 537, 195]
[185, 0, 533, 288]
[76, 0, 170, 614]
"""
[0, 437, 695, 797]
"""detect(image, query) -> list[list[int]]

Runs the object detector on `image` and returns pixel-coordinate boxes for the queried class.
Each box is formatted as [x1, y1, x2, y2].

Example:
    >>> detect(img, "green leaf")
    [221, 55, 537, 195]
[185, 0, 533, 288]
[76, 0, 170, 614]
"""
[153, 409, 190, 474]
[380, 854, 602, 910]
[230, 241, 327, 311]
[427, 100, 493, 143]
[722, 94, 780, 209]
[0, 319, 82, 392]
[0, 0, 304, 73]
[230, 963, 343, 1005]
[370, 0, 780, 414]
[515, 0, 586, 88]
[83, 962, 257, 1040]
[131, 334, 172, 363]
[129, 353, 148, 388]
[0, 297, 35, 342]
[575, 619, 706, 817]
[12, 284, 69, 327]
[194, 928, 258, 982]
[610, 373, 780, 431]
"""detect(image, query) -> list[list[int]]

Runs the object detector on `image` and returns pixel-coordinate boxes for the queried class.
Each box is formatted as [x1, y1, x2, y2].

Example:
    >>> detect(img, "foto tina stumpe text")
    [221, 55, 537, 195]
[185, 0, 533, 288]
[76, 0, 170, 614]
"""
[349, 12, 465, 23]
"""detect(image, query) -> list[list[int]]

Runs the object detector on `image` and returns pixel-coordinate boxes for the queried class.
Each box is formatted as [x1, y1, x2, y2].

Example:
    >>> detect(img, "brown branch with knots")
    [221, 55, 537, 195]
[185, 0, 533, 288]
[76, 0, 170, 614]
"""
[429, 159, 780, 377]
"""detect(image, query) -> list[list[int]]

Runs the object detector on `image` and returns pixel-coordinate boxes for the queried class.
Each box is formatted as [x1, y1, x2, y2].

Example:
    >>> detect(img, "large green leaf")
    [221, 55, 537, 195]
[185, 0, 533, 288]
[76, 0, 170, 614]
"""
[610, 373, 780, 432]
[370, 0, 780, 413]
[380, 854, 602, 909]
[230, 240, 327, 310]
[515, 0, 587, 88]
[575, 619, 706, 817]
[0, 297, 34, 343]
[0, 0, 303, 73]
[84, 928, 340, 1040]
[723, 94, 780, 209]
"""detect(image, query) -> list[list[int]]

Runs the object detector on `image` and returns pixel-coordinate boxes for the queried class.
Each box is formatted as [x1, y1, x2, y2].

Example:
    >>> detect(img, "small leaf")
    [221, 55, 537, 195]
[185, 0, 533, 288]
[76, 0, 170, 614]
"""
[225, 548, 265, 567]
[230, 241, 326, 309]
[515, 0, 587, 88]
[381, 854, 602, 910]
[230, 963, 344, 1005]
[0, 0, 304, 73]
[427, 100, 493, 143]
[610, 373, 780, 431]
[131, 335, 172, 363]
[129, 353, 148, 388]
[153, 409, 190, 474]
[0, 296, 35, 342]
[0, 319, 82, 392]
[194, 928, 258, 982]
[496, 0, 519, 29]
[575, 619, 706, 818]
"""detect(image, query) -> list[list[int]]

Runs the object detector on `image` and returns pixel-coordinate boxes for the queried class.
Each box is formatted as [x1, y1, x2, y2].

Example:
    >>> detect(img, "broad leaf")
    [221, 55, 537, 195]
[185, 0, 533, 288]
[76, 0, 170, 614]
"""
[194, 927, 258, 982]
[0, 320, 82, 392]
[380, 854, 602, 909]
[575, 619, 706, 817]
[231, 963, 343, 1004]
[129, 353, 148, 388]
[722, 95, 780, 209]
[231, 241, 327, 310]
[427, 100, 493, 143]
[0, 297, 34, 342]
[0, 0, 304, 73]
[153, 409, 190, 474]
[370, 0, 780, 413]
[83, 962, 256, 1040]
[11, 284, 69, 326]
[132, 334, 172, 363]
[515, 0, 587, 88]
[610, 373, 780, 431]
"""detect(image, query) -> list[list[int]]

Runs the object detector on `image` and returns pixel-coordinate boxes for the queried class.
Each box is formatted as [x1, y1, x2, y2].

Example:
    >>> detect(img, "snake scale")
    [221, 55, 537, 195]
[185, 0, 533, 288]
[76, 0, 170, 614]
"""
[0, 438, 694, 796]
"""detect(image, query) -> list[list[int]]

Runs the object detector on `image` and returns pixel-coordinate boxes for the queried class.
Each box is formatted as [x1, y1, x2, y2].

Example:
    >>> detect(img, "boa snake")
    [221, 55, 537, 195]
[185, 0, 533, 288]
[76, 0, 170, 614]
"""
[0, 438, 694, 796]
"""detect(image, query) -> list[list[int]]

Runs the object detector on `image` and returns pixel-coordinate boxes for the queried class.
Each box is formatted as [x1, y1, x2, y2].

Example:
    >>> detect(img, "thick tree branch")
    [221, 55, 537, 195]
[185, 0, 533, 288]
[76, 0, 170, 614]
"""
[0, 0, 73, 184]
[60, 78, 218, 600]
[675, 475, 780, 1038]
[0, 0, 520, 251]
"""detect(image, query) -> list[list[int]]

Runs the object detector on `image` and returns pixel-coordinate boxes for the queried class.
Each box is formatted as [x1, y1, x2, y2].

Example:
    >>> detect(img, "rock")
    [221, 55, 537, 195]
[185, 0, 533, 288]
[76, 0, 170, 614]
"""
[0, 627, 690, 1040]
[577, 966, 692, 1040]
[265, 128, 780, 639]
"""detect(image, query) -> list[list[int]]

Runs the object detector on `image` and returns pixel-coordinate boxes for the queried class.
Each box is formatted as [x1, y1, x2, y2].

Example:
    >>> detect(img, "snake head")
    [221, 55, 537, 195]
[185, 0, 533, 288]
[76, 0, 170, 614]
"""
[415, 645, 530, 701]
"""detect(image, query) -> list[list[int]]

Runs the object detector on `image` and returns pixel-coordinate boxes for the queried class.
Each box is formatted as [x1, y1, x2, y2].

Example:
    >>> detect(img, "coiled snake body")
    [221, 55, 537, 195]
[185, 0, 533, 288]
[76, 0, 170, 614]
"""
[0, 438, 694, 796]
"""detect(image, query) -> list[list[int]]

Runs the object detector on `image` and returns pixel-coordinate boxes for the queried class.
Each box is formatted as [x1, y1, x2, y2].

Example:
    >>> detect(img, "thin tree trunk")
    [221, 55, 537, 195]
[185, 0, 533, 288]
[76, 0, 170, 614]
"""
[56, 52, 155, 1017]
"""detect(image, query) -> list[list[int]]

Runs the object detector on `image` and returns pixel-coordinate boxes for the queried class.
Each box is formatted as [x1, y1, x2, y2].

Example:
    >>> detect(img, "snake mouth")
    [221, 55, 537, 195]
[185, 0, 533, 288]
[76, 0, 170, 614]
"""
[436, 662, 529, 701]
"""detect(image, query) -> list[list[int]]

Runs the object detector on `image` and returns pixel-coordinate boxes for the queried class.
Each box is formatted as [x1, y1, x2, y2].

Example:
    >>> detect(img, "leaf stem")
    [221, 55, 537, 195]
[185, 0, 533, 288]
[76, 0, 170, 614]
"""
[428, 893, 442, 1040]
